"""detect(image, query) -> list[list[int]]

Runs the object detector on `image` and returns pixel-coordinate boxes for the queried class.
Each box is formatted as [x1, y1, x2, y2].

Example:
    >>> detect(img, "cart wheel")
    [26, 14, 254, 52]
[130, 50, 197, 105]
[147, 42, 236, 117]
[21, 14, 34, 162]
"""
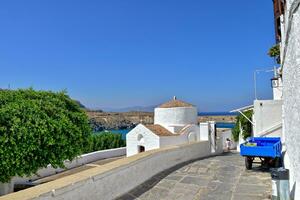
[274, 157, 282, 168]
[245, 157, 253, 170]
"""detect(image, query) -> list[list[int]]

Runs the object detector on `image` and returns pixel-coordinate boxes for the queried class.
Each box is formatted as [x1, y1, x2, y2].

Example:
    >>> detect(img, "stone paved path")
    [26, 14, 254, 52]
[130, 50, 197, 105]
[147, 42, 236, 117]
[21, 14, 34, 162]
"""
[116, 152, 272, 200]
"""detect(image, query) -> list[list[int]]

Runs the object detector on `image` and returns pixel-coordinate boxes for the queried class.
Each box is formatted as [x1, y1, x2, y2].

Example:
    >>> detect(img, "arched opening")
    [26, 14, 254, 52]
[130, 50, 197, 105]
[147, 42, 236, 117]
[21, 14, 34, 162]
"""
[188, 132, 197, 142]
[138, 145, 145, 153]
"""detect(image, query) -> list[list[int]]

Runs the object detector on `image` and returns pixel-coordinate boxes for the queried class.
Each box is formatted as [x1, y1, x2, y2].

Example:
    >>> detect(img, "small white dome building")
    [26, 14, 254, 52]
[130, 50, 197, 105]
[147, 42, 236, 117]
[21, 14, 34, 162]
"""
[126, 97, 213, 157]
[154, 97, 198, 133]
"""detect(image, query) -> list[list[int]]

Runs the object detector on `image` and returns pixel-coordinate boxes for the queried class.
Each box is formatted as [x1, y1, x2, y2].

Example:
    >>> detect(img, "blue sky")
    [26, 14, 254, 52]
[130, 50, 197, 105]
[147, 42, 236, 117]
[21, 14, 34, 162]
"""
[0, 0, 277, 111]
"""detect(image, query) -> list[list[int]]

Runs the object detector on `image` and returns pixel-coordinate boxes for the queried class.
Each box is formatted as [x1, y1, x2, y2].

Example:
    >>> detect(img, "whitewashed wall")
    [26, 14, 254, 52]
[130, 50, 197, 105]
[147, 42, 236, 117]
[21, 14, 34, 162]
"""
[199, 122, 209, 141]
[126, 124, 160, 157]
[0, 141, 223, 200]
[179, 124, 200, 141]
[253, 100, 283, 137]
[154, 107, 198, 131]
[159, 135, 188, 147]
[282, 0, 300, 199]
[14, 147, 126, 185]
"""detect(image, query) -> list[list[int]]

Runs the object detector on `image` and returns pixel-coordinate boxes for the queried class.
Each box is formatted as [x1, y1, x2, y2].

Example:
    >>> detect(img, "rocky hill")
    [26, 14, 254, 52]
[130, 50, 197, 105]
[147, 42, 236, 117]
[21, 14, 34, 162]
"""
[86, 111, 154, 131]
[86, 110, 236, 132]
[198, 115, 236, 123]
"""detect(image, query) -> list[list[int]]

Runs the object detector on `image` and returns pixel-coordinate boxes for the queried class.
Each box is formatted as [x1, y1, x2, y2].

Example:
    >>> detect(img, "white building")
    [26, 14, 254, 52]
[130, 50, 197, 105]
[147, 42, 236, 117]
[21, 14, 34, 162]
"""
[126, 97, 216, 157]
[231, 68, 283, 152]
[279, 0, 300, 198]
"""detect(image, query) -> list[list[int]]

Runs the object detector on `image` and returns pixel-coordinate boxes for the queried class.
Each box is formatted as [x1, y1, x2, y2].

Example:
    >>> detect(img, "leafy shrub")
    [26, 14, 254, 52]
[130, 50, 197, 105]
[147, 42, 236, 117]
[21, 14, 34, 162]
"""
[232, 110, 253, 142]
[84, 132, 126, 153]
[268, 44, 280, 64]
[0, 89, 91, 183]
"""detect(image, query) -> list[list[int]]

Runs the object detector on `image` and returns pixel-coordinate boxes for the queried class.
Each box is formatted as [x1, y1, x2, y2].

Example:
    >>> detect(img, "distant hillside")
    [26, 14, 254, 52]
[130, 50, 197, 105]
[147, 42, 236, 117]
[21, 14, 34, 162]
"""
[198, 115, 236, 123]
[102, 105, 156, 112]
[86, 110, 236, 131]
[86, 111, 154, 131]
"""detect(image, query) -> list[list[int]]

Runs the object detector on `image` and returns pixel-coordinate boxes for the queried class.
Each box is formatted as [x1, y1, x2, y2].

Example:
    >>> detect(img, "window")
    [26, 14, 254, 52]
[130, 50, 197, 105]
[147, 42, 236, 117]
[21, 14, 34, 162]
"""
[137, 134, 144, 143]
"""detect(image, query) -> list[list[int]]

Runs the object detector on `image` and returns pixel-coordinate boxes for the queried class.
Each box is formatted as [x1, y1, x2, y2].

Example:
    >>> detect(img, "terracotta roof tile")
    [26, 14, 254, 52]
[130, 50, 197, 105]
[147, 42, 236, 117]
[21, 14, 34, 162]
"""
[145, 125, 178, 136]
[158, 99, 194, 108]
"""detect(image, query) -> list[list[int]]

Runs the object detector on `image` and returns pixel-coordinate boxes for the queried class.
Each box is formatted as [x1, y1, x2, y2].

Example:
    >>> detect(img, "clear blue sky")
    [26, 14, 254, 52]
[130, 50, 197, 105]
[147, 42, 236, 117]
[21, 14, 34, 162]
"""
[0, 0, 277, 111]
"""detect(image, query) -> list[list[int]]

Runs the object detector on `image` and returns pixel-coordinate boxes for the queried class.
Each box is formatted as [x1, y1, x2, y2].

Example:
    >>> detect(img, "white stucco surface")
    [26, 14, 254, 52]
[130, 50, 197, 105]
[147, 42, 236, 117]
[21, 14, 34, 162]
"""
[0, 182, 13, 196]
[272, 76, 283, 100]
[126, 102, 213, 157]
[126, 124, 160, 157]
[282, 0, 300, 198]
[14, 147, 126, 185]
[0, 141, 223, 200]
[154, 107, 198, 129]
[199, 122, 209, 141]
[253, 100, 283, 137]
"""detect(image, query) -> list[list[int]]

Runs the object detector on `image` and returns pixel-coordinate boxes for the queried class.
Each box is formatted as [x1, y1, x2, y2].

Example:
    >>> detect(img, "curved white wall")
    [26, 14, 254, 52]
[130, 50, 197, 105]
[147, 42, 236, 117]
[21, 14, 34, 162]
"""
[1, 141, 223, 200]
[154, 107, 198, 127]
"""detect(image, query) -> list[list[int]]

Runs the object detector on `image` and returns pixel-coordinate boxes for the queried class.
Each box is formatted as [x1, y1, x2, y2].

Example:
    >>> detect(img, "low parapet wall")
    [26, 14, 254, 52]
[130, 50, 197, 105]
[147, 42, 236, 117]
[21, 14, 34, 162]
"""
[1, 140, 222, 200]
[14, 147, 126, 185]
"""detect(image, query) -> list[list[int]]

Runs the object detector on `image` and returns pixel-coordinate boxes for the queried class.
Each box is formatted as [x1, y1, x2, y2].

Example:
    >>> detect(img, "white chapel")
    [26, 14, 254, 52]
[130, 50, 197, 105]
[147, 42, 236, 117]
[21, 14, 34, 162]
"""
[126, 97, 216, 157]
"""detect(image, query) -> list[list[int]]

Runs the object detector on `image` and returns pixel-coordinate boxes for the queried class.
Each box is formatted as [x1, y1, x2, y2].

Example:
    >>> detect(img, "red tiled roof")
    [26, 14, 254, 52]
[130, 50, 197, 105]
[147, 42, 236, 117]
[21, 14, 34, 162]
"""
[145, 125, 178, 136]
[158, 99, 194, 108]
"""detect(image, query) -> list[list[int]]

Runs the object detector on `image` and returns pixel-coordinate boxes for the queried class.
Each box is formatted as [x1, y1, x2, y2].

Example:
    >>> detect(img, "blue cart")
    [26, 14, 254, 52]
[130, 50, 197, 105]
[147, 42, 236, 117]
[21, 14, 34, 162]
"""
[240, 137, 282, 170]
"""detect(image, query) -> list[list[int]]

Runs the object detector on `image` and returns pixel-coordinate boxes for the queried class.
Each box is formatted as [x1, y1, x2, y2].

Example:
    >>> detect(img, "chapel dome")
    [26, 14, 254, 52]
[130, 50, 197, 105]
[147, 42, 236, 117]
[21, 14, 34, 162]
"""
[154, 97, 198, 126]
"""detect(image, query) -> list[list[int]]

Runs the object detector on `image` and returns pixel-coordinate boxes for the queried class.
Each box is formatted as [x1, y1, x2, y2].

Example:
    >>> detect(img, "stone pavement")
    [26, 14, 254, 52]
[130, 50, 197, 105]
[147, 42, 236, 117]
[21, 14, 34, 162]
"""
[116, 152, 272, 200]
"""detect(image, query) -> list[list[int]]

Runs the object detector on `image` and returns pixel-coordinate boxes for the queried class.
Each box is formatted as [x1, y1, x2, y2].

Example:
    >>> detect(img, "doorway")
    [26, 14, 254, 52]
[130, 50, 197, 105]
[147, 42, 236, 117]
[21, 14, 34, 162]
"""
[138, 145, 145, 153]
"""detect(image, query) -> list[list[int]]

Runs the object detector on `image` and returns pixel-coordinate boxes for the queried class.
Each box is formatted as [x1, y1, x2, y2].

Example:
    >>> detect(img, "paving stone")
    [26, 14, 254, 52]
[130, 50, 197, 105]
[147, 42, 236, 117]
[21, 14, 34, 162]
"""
[232, 194, 265, 200]
[235, 184, 269, 195]
[164, 175, 184, 181]
[155, 179, 177, 190]
[162, 192, 195, 200]
[180, 176, 209, 187]
[138, 187, 169, 200]
[199, 193, 232, 200]
[210, 183, 235, 194]
[239, 176, 270, 185]
[116, 153, 272, 200]
[171, 183, 200, 195]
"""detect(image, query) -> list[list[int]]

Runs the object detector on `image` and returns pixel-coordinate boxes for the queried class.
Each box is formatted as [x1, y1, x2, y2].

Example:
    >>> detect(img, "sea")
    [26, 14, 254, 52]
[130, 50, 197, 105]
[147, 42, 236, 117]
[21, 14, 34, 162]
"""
[95, 112, 236, 139]
[198, 112, 238, 116]
[103, 122, 235, 140]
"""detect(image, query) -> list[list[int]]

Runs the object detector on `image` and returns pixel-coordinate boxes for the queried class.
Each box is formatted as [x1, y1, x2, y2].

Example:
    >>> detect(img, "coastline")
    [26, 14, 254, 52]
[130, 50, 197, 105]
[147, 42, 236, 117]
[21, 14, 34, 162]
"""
[86, 110, 237, 131]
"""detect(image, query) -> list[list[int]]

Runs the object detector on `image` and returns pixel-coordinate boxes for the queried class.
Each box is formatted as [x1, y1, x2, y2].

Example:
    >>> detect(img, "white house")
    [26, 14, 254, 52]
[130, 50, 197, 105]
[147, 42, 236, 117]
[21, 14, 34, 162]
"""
[126, 97, 216, 157]
[231, 68, 283, 153]
[279, 0, 300, 198]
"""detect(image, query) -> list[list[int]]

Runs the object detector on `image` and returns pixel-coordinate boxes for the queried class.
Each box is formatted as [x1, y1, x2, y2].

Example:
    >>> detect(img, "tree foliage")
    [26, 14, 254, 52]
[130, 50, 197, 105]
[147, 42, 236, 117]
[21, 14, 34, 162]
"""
[232, 110, 253, 142]
[0, 89, 91, 183]
[268, 44, 281, 64]
[84, 132, 126, 153]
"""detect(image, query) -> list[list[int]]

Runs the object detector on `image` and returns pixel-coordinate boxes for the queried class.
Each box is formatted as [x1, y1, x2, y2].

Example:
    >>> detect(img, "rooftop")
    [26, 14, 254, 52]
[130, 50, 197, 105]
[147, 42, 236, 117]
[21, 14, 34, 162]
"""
[158, 97, 194, 108]
[145, 125, 178, 136]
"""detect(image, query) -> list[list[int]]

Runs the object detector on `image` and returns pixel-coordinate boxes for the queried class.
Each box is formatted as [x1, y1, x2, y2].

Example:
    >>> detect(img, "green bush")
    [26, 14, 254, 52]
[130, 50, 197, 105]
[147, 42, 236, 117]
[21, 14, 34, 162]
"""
[268, 44, 281, 64]
[84, 132, 126, 153]
[232, 110, 253, 142]
[0, 89, 91, 183]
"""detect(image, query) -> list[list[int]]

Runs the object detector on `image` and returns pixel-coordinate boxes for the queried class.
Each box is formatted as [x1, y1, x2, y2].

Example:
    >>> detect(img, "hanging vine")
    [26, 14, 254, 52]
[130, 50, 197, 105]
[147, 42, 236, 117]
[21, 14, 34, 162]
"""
[232, 110, 253, 142]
